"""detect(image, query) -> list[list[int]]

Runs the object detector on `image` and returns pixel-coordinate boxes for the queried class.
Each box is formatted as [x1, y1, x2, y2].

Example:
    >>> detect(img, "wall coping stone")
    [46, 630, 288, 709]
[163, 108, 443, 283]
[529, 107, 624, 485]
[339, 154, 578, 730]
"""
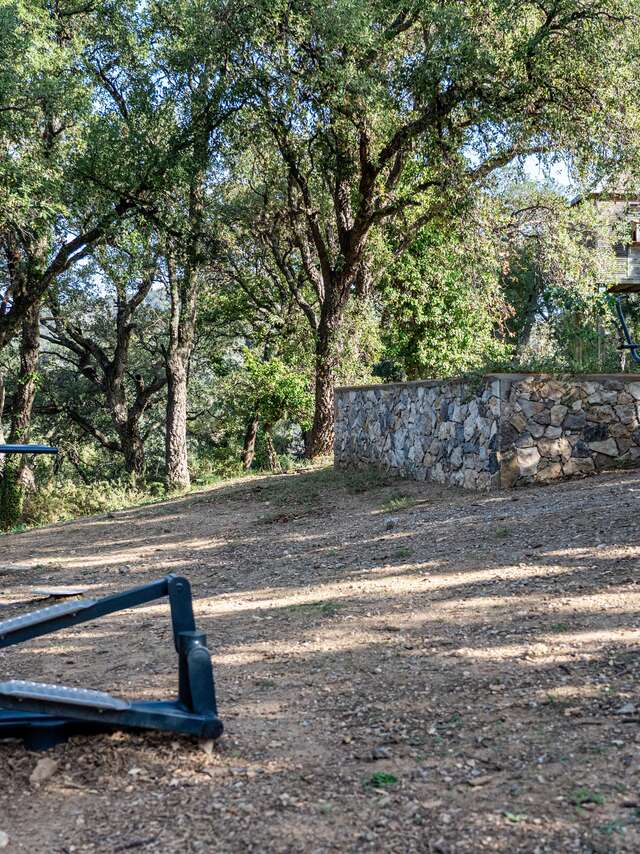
[337, 372, 640, 394]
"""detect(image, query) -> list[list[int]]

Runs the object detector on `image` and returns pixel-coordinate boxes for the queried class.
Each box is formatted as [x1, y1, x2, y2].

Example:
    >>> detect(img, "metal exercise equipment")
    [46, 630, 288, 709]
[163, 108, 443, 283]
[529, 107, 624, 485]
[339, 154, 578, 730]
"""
[0, 575, 223, 750]
[0, 445, 58, 455]
[608, 282, 640, 365]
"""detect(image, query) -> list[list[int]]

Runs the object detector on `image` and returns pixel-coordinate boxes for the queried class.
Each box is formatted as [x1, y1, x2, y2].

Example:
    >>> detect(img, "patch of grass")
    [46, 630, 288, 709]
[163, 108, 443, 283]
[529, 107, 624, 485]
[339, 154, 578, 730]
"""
[495, 526, 511, 539]
[504, 812, 527, 824]
[281, 600, 342, 617]
[341, 468, 394, 495]
[571, 787, 605, 807]
[550, 622, 571, 632]
[15, 477, 165, 532]
[598, 819, 625, 836]
[367, 772, 398, 789]
[391, 546, 413, 559]
[382, 493, 419, 512]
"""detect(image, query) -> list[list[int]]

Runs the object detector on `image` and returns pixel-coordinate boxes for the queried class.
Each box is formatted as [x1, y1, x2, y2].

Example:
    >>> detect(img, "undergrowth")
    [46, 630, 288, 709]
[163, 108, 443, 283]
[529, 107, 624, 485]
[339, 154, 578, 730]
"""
[3, 459, 403, 534]
[19, 478, 164, 529]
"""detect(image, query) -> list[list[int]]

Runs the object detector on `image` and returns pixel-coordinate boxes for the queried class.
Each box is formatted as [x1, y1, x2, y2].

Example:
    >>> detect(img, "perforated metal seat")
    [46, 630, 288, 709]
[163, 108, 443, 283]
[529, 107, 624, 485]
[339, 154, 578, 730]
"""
[0, 680, 130, 711]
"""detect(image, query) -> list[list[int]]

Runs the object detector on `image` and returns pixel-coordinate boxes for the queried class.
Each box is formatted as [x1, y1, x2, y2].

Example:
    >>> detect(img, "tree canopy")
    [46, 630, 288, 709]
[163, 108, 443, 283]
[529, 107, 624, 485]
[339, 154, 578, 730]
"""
[1, 0, 639, 527]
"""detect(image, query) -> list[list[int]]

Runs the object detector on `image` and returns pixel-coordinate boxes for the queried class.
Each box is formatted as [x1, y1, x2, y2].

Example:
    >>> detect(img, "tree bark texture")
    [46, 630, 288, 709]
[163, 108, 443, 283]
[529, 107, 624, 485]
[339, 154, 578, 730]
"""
[241, 415, 259, 470]
[0, 301, 40, 529]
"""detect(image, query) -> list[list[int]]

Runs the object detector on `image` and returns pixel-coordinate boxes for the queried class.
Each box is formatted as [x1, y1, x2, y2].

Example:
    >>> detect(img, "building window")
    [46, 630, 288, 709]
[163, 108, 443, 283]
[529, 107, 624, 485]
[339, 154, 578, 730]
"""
[632, 222, 640, 244]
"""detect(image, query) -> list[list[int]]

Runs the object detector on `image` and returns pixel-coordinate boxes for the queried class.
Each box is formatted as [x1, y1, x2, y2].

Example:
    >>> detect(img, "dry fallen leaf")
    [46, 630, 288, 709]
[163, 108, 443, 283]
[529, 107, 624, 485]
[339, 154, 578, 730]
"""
[467, 775, 493, 787]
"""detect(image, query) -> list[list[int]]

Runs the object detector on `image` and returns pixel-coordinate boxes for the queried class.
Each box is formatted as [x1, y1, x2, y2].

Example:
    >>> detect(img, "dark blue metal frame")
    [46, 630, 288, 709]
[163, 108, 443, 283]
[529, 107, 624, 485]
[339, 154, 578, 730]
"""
[614, 296, 640, 364]
[0, 444, 58, 455]
[0, 575, 223, 750]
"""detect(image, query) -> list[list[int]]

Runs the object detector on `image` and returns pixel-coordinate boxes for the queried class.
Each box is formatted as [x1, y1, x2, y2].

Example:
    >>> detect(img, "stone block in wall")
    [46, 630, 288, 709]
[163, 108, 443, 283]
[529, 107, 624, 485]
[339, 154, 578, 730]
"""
[544, 426, 563, 438]
[516, 445, 540, 476]
[563, 457, 595, 476]
[588, 438, 618, 456]
[537, 462, 563, 482]
[550, 404, 568, 426]
[564, 412, 586, 430]
[529, 421, 546, 439]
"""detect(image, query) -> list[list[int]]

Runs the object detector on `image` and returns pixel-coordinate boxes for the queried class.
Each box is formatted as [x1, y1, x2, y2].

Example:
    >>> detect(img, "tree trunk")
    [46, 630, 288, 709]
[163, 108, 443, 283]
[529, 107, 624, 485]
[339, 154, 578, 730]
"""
[241, 415, 259, 470]
[306, 313, 338, 458]
[0, 372, 5, 473]
[0, 301, 40, 529]
[165, 354, 190, 491]
[121, 425, 146, 479]
[162, 72, 209, 492]
[263, 423, 280, 472]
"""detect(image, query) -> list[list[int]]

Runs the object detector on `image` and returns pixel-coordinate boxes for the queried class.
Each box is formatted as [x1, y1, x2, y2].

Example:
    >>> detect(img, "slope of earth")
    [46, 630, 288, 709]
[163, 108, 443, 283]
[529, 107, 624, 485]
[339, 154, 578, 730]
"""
[0, 465, 639, 853]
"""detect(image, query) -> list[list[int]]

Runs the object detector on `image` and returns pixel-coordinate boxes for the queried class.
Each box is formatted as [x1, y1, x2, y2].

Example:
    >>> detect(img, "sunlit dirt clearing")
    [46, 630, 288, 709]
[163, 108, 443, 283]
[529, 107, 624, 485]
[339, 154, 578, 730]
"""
[1, 464, 639, 853]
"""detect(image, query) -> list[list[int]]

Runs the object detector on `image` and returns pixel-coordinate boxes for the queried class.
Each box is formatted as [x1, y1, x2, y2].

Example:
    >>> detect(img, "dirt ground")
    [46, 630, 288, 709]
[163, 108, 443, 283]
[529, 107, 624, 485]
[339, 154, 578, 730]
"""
[0, 465, 640, 853]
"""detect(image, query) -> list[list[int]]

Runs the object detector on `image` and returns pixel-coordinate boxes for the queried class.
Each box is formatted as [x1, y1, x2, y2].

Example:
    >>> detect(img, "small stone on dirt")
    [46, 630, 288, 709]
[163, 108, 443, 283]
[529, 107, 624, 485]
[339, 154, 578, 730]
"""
[467, 775, 493, 787]
[30, 758, 59, 786]
[371, 746, 393, 760]
[0, 832, 8, 849]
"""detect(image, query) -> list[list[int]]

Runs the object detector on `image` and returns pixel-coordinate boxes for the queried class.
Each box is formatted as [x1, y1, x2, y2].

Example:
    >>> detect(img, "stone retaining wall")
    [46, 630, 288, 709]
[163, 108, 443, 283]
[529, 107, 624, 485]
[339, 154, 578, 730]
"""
[334, 373, 640, 490]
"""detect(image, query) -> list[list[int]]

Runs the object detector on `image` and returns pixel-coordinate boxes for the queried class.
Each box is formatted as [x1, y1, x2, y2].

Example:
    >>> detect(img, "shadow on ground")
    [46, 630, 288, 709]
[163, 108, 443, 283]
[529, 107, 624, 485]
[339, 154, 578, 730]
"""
[0, 465, 639, 853]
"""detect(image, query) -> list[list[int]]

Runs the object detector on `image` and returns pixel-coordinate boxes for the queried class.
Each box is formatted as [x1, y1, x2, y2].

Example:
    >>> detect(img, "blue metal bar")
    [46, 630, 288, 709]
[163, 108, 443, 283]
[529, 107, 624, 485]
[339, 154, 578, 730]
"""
[0, 574, 223, 749]
[615, 297, 640, 364]
[0, 696, 223, 740]
[0, 576, 171, 649]
[0, 444, 58, 455]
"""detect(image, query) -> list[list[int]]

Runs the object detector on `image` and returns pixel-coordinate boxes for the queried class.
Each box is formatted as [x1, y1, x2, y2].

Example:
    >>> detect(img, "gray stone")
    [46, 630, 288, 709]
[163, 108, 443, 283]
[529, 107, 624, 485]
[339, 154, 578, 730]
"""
[532, 410, 551, 426]
[588, 438, 618, 457]
[563, 412, 586, 430]
[517, 397, 544, 418]
[509, 413, 527, 433]
[549, 404, 568, 426]
[583, 423, 608, 442]
[571, 440, 591, 459]
[563, 457, 595, 476]
[516, 446, 540, 475]
[529, 421, 546, 439]
[615, 404, 636, 425]
[515, 433, 534, 448]
[538, 437, 571, 461]
[585, 405, 615, 423]
[536, 462, 563, 482]
[450, 446, 463, 468]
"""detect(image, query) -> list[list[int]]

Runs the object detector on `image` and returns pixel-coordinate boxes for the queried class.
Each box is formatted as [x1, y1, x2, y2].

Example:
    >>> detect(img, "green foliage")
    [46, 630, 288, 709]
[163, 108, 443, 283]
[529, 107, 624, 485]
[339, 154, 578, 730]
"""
[366, 772, 398, 789]
[571, 787, 605, 807]
[0, 460, 24, 531]
[241, 350, 313, 430]
[379, 218, 511, 380]
[20, 477, 158, 529]
[3, 0, 640, 526]
[382, 493, 420, 512]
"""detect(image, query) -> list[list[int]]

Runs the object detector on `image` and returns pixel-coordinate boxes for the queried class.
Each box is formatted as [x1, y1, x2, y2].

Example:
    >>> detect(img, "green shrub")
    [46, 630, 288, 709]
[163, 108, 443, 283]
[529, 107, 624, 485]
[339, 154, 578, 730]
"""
[19, 478, 156, 529]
